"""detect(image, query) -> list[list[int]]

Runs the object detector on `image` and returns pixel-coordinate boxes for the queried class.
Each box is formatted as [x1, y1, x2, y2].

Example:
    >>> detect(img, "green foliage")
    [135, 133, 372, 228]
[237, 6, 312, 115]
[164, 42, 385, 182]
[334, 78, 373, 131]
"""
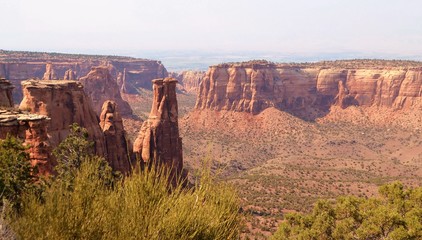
[53, 123, 93, 177]
[9, 157, 241, 239]
[272, 182, 422, 240]
[0, 135, 35, 209]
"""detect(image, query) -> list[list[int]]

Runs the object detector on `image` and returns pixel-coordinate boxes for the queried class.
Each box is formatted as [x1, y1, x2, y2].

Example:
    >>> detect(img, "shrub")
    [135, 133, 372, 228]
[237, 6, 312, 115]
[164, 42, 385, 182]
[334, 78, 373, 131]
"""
[272, 182, 422, 240]
[9, 157, 240, 239]
[0, 135, 36, 209]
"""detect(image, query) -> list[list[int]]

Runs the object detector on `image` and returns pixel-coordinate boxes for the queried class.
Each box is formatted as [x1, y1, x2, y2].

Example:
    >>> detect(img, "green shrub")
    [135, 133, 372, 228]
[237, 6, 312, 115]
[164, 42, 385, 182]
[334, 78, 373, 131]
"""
[9, 157, 240, 239]
[272, 182, 422, 240]
[0, 135, 36, 209]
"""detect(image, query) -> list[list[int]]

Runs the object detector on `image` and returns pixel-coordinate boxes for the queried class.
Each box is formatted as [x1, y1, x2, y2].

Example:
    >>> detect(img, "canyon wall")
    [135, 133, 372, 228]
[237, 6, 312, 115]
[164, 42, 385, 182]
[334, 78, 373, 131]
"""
[0, 50, 168, 101]
[169, 70, 205, 93]
[195, 61, 422, 117]
[0, 78, 14, 107]
[0, 109, 51, 174]
[133, 78, 184, 179]
[79, 67, 133, 116]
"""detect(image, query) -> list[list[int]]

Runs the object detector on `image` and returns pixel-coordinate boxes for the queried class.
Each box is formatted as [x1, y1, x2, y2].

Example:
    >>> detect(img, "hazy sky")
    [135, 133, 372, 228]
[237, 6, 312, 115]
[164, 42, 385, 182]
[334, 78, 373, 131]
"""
[2, 0, 422, 57]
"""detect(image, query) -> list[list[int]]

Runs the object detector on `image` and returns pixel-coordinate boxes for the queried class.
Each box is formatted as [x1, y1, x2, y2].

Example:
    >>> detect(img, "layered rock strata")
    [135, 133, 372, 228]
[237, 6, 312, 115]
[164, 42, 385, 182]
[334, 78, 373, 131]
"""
[170, 71, 205, 93]
[80, 67, 133, 116]
[0, 109, 51, 174]
[0, 78, 14, 107]
[196, 61, 422, 116]
[133, 78, 184, 178]
[19, 80, 106, 156]
[0, 50, 168, 101]
[99, 101, 134, 174]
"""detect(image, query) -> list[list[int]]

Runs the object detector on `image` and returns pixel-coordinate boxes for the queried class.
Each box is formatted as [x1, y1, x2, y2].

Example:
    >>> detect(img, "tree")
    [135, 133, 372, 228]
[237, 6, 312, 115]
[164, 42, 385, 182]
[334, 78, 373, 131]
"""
[272, 182, 422, 240]
[0, 135, 35, 209]
[52, 123, 114, 188]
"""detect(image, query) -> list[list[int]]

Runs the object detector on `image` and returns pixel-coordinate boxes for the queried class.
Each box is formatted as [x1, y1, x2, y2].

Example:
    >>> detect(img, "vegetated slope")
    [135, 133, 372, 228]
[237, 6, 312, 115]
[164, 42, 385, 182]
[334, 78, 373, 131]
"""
[181, 59, 422, 237]
[181, 106, 422, 236]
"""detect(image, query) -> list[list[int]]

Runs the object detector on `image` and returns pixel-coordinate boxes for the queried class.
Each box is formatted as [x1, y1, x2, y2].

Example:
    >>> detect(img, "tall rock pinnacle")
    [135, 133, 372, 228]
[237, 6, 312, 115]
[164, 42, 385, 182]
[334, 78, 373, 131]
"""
[133, 78, 184, 178]
[99, 100, 134, 174]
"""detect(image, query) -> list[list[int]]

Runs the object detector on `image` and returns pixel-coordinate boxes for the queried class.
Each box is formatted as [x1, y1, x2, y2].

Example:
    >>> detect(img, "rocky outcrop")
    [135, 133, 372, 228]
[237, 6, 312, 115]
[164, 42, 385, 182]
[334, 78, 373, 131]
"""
[0, 109, 51, 174]
[0, 78, 14, 107]
[0, 50, 168, 102]
[19, 80, 106, 156]
[133, 78, 184, 179]
[63, 69, 76, 80]
[42, 63, 58, 80]
[99, 100, 134, 174]
[113, 60, 168, 93]
[170, 71, 205, 93]
[196, 61, 422, 117]
[79, 67, 133, 116]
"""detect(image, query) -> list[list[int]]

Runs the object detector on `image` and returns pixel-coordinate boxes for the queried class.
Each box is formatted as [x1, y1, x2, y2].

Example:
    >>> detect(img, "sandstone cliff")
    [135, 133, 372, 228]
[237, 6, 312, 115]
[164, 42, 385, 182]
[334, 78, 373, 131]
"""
[133, 78, 184, 178]
[19, 80, 106, 156]
[0, 109, 51, 174]
[170, 71, 205, 93]
[0, 78, 14, 107]
[195, 61, 422, 117]
[0, 50, 168, 102]
[79, 67, 133, 116]
[99, 100, 134, 174]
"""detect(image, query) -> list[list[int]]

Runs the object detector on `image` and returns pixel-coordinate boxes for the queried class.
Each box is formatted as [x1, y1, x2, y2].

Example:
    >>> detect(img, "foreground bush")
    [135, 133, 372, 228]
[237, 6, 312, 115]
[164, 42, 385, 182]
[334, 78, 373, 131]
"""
[272, 182, 422, 240]
[0, 135, 35, 209]
[9, 156, 241, 239]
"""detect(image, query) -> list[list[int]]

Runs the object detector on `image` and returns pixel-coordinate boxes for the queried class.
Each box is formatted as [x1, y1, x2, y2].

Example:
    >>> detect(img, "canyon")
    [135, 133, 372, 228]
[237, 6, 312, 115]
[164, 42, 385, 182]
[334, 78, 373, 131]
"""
[0, 50, 168, 102]
[1, 51, 422, 238]
[169, 70, 205, 93]
[181, 59, 422, 236]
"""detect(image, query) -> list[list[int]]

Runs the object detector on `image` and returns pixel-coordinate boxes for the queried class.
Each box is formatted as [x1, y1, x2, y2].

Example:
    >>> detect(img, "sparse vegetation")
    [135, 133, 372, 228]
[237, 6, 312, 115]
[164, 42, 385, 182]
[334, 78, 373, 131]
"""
[272, 182, 422, 240]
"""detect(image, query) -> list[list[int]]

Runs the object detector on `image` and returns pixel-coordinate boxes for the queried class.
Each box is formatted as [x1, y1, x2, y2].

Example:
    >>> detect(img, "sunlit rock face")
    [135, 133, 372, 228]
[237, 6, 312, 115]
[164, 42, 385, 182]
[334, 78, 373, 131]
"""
[19, 80, 106, 157]
[99, 100, 134, 174]
[80, 66, 133, 116]
[133, 78, 184, 179]
[196, 61, 422, 117]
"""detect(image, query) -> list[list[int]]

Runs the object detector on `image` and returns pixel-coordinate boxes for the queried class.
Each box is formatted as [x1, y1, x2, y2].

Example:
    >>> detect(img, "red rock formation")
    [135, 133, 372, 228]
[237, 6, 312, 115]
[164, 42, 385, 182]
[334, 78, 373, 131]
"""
[63, 69, 76, 80]
[0, 78, 14, 107]
[79, 67, 133, 116]
[111, 60, 168, 93]
[19, 80, 106, 156]
[42, 63, 58, 80]
[170, 71, 205, 93]
[99, 100, 134, 174]
[133, 78, 184, 178]
[0, 109, 52, 174]
[196, 61, 422, 117]
[0, 50, 168, 101]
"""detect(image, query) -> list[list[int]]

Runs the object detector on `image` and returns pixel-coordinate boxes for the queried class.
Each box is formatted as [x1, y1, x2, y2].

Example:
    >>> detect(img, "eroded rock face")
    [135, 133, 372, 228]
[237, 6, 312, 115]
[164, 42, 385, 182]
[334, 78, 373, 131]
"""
[133, 78, 183, 177]
[42, 63, 58, 80]
[0, 78, 14, 107]
[79, 67, 133, 116]
[0, 109, 52, 174]
[99, 100, 134, 174]
[63, 69, 76, 80]
[19, 80, 106, 156]
[196, 62, 422, 117]
[170, 71, 205, 93]
[0, 50, 168, 102]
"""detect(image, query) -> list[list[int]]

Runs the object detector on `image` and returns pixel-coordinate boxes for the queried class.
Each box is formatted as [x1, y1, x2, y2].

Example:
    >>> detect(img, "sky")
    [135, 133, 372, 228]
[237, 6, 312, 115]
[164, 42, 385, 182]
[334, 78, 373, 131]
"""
[1, 0, 422, 61]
